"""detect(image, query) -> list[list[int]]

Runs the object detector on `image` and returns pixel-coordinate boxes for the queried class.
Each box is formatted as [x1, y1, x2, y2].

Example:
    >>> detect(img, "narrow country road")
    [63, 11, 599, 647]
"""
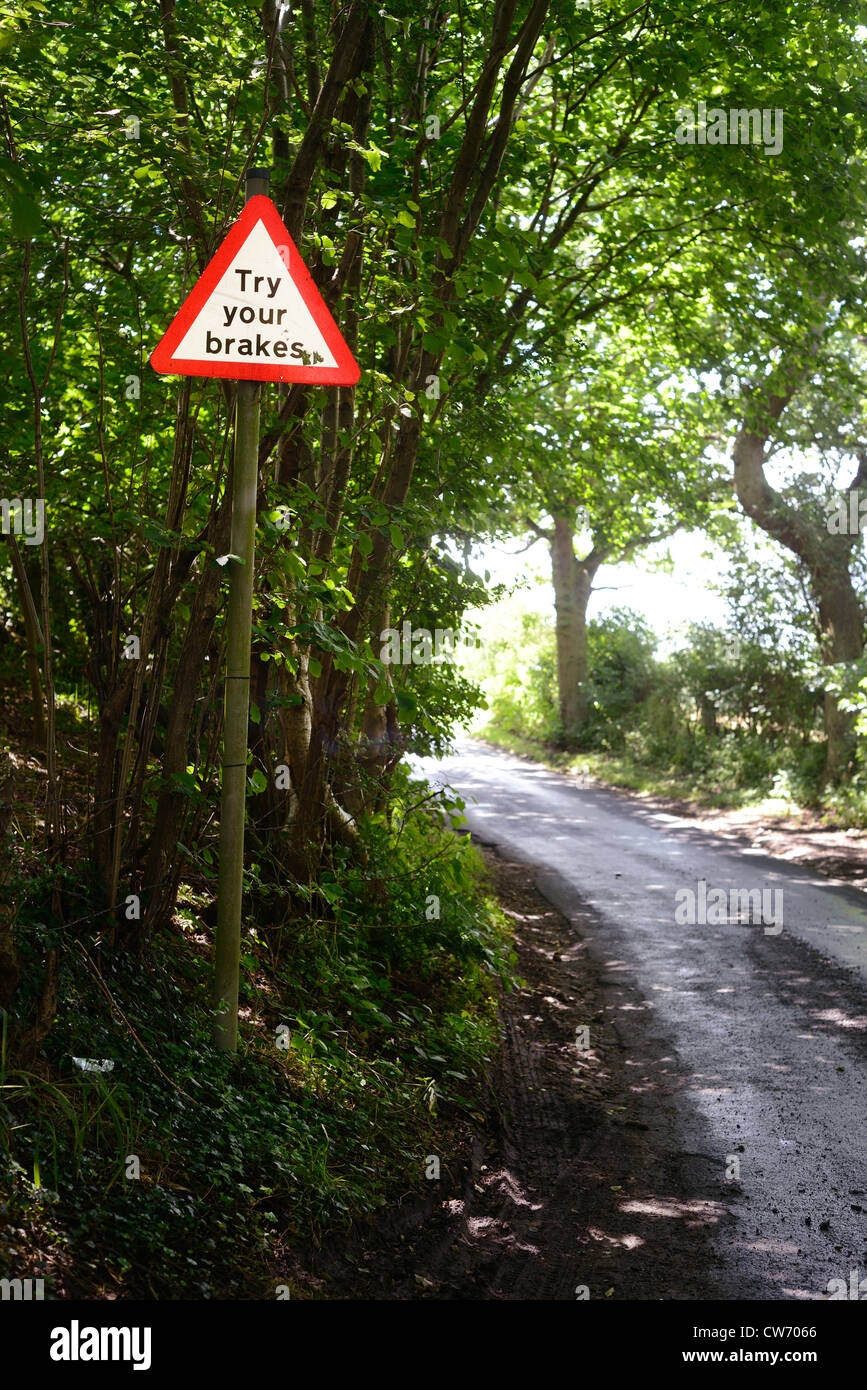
[415, 741, 867, 1300]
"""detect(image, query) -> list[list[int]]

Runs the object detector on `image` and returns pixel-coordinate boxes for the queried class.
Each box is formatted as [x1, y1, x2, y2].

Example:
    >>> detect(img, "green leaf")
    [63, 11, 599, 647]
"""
[10, 189, 40, 238]
[389, 524, 404, 549]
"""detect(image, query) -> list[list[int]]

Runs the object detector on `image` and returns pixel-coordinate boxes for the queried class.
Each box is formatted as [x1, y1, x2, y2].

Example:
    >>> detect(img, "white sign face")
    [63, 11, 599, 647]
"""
[174, 220, 337, 369]
[150, 195, 360, 384]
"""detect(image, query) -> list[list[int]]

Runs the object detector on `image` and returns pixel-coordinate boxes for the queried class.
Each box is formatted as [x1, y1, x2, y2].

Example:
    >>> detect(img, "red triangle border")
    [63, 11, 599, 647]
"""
[150, 196, 360, 385]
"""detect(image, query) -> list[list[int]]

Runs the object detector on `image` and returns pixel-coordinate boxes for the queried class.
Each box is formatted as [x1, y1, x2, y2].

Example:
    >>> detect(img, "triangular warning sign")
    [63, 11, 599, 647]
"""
[150, 196, 360, 385]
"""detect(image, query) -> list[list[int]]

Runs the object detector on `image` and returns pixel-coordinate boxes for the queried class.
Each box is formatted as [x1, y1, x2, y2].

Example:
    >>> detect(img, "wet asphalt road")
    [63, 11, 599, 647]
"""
[416, 742, 867, 1300]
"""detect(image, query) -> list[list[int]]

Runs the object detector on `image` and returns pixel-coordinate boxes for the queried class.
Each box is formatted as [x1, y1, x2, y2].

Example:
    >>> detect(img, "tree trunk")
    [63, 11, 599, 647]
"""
[732, 387, 865, 783]
[0, 750, 19, 1009]
[816, 563, 864, 780]
[699, 694, 718, 736]
[6, 537, 45, 747]
[550, 515, 597, 746]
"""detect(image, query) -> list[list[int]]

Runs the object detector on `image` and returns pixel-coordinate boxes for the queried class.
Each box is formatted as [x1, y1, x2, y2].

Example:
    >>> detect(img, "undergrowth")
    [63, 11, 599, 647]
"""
[478, 724, 848, 818]
[0, 767, 516, 1298]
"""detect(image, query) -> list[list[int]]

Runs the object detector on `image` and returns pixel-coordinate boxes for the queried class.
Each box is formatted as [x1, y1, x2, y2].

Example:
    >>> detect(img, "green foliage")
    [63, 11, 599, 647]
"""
[5, 0, 867, 1301]
[478, 596, 834, 808]
[0, 771, 512, 1296]
[470, 607, 558, 741]
[581, 610, 657, 751]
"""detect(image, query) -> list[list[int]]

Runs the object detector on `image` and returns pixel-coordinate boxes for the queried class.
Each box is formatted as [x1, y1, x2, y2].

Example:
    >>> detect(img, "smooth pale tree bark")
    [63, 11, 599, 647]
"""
[733, 385, 865, 782]
[533, 504, 692, 748]
[815, 563, 865, 778]
[549, 515, 603, 743]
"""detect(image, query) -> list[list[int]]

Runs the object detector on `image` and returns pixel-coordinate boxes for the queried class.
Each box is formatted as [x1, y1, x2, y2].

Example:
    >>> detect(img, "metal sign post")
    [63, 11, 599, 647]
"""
[150, 166, 360, 1053]
[213, 167, 266, 1052]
